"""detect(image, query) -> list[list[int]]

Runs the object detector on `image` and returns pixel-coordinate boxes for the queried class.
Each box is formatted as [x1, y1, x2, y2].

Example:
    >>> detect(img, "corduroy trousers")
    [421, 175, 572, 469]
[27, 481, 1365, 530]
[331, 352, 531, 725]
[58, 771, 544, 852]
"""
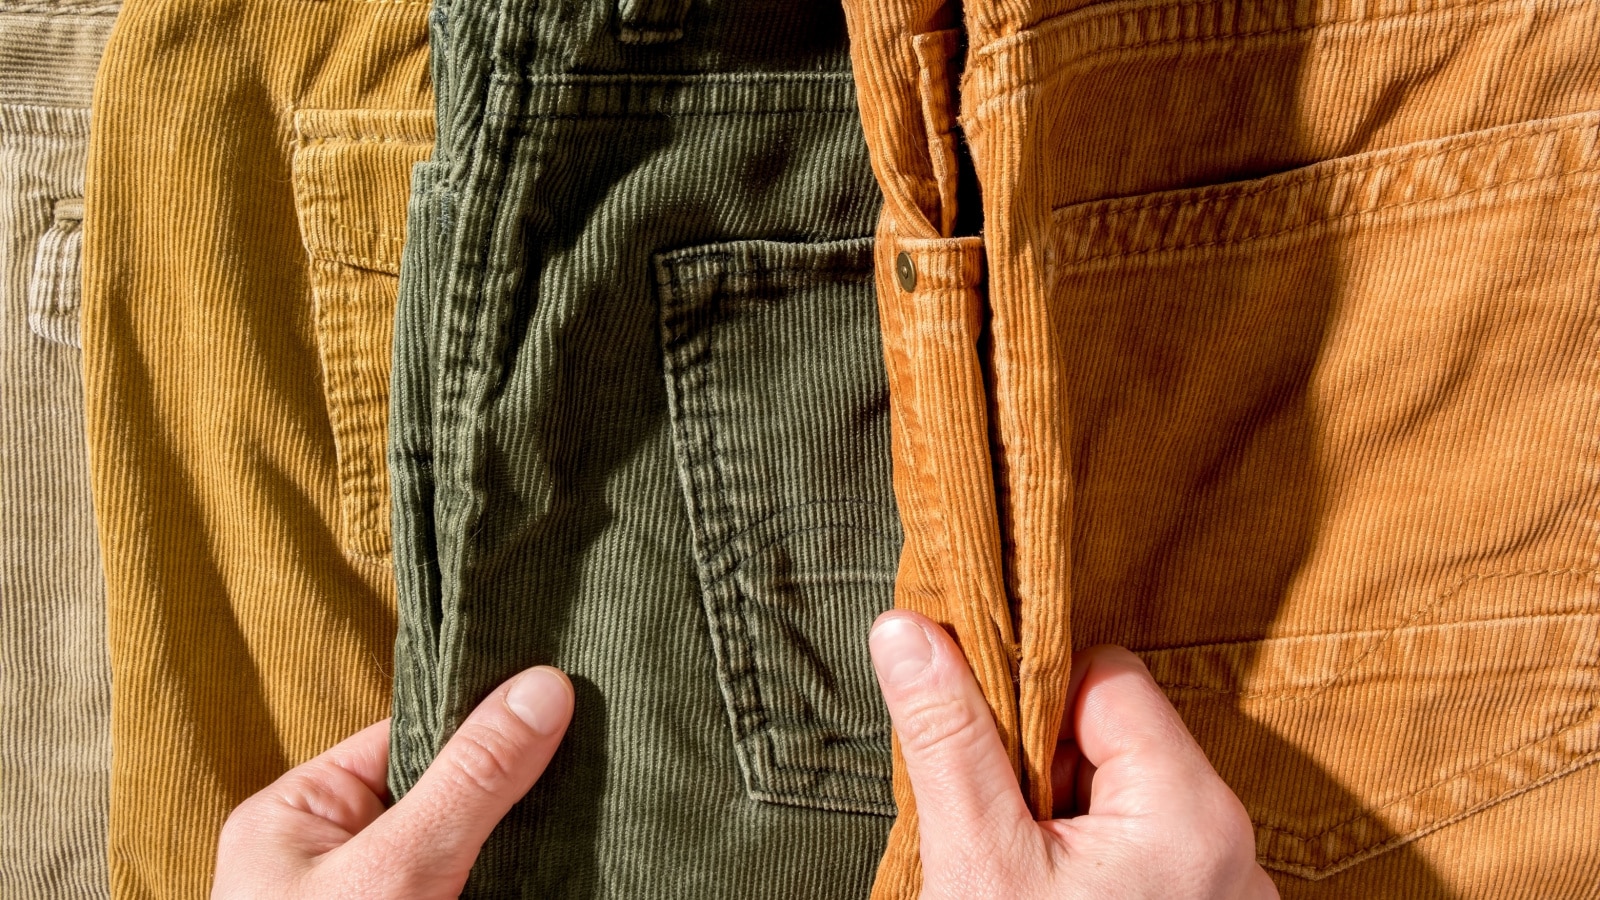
[387, 1, 902, 895]
[0, 4, 115, 897]
[82, 0, 432, 895]
[844, 0, 1600, 896]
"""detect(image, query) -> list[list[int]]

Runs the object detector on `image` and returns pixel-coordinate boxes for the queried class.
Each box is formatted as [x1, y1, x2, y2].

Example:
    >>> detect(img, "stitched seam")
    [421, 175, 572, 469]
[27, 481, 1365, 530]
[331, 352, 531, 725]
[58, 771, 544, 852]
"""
[747, 784, 896, 815]
[706, 505, 898, 565]
[308, 249, 402, 274]
[309, 218, 406, 259]
[287, 0, 429, 6]
[657, 250, 894, 797]
[1054, 162, 1598, 268]
[660, 265, 766, 756]
[0, 104, 89, 135]
[668, 267, 873, 287]
[1058, 114, 1594, 218]
[1157, 615, 1600, 691]
[295, 134, 433, 147]
[497, 71, 859, 120]
[1262, 753, 1600, 879]
[511, 108, 857, 123]
[1153, 568, 1599, 701]
[757, 759, 897, 779]
[1294, 567, 1597, 698]
[0, 4, 118, 14]
[969, 0, 1582, 106]
[698, 271, 763, 740]
[1251, 705, 1600, 843]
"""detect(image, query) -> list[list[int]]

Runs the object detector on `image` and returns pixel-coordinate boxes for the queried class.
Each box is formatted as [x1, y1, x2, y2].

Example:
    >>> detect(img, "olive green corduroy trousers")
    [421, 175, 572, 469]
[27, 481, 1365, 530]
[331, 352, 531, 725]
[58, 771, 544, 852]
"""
[387, 1, 903, 895]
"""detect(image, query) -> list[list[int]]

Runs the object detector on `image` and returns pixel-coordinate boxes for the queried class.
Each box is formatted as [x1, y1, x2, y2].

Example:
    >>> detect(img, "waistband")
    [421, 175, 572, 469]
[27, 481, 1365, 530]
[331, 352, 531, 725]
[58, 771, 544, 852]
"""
[440, 0, 855, 78]
[0, 6, 115, 111]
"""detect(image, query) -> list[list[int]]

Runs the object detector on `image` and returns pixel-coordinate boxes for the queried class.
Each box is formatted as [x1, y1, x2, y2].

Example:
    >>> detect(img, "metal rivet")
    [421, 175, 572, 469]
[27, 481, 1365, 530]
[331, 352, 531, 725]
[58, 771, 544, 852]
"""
[895, 251, 917, 292]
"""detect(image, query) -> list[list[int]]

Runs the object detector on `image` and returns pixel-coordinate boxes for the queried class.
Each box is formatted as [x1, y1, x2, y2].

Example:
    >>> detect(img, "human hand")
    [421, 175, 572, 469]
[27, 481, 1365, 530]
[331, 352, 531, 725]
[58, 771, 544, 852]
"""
[869, 611, 1279, 900]
[212, 666, 575, 899]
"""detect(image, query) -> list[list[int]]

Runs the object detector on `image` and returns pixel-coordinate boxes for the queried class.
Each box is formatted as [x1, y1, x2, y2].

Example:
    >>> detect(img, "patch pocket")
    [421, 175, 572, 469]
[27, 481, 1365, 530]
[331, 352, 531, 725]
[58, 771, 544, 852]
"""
[1048, 111, 1600, 878]
[658, 237, 900, 816]
[291, 109, 434, 560]
[1143, 612, 1600, 879]
[27, 197, 83, 347]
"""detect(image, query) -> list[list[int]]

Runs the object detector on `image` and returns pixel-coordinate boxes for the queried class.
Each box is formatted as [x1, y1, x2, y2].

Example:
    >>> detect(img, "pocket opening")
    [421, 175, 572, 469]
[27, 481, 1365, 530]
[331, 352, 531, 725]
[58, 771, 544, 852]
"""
[290, 109, 434, 560]
[27, 196, 84, 348]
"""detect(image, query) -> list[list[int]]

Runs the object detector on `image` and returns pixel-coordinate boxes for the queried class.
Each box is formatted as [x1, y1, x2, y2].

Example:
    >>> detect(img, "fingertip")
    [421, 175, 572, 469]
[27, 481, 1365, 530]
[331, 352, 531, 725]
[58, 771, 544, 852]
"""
[353, 666, 576, 889]
[504, 666, 574, 739]
[1075, 644, 1149, 677]
[867, 611, 1033, 849]
[1069, 644, 1208, 778]
[869, 612, 937, 692]
[1070, 645, 1163, 720]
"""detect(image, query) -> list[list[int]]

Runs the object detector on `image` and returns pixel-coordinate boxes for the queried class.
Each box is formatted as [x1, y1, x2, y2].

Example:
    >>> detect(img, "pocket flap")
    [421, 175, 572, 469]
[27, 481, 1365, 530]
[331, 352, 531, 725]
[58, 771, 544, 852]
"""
[291, 109, 434, 276]
[28, 197, 84, 348]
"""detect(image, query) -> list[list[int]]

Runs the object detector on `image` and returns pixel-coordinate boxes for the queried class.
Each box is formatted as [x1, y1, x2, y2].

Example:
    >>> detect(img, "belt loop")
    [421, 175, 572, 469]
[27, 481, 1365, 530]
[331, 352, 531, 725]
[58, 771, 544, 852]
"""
[911, 29, 963, 238]
[615, 0, 690, 45]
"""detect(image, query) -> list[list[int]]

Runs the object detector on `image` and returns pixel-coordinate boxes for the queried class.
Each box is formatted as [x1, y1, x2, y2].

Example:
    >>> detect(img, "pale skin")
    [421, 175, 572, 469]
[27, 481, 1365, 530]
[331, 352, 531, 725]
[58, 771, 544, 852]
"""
[213, 611, 1279, 899]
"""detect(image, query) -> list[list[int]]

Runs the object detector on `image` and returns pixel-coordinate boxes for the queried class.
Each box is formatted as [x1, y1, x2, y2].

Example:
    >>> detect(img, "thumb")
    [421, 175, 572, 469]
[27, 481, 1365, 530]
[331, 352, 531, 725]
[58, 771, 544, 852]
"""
[869, 611, 1032, 863]
[1067, 646, 1229, 819]
[335, 666, 574, 895]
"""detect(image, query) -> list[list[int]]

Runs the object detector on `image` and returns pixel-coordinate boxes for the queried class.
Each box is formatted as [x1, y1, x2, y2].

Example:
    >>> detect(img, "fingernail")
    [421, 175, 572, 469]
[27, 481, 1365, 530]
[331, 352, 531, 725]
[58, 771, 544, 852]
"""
[870, 615, 933, 688]
[506, 667, 573, 737]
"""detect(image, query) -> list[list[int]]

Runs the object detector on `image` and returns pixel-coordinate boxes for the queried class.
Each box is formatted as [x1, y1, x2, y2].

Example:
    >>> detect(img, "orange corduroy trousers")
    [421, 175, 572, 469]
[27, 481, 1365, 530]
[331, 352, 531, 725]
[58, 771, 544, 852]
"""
[844, 0, 1600, 896]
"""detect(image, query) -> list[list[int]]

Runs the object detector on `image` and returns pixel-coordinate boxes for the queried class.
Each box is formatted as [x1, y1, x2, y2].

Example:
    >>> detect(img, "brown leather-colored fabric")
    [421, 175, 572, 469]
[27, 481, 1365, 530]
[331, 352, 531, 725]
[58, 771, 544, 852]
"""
[845, 0, 1600, 896]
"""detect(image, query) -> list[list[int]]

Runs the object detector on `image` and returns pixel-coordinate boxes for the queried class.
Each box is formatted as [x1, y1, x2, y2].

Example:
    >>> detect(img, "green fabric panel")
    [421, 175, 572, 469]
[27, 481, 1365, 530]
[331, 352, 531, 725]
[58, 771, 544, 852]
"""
[388, 2, 896, 895]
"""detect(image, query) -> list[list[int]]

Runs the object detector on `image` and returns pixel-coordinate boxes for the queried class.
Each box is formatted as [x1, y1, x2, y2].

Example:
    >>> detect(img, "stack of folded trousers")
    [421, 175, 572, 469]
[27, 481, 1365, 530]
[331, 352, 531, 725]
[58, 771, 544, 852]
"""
[387, 0, 903, 894]
[0, 2, 115, 897]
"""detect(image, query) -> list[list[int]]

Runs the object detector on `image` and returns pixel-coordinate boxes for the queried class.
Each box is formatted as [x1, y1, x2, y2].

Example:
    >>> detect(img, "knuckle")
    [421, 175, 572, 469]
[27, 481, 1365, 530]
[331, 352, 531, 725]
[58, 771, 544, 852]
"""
[218, 792, 280, 845]
[899, 690, 991, 760]
[261, 765, 362, 827]
[215, 803, 257, 853]
[1197, 781, 1257, 851]
[1178, 791, 1262, 890]
[442, 720, 522, 797]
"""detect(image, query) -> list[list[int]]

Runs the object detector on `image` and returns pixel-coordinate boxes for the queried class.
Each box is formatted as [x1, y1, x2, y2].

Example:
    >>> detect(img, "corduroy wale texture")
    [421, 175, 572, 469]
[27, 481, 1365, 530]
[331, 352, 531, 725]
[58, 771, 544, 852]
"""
[846, 0, 1600, 896]
[81, 0, 432, 895]
[387, 0, 900, 894]
[0, 3, 115, 898]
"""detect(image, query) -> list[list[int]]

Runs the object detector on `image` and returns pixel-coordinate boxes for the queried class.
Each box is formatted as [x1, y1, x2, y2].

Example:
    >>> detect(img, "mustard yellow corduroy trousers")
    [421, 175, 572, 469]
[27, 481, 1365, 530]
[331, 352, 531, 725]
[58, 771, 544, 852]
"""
[83, 0, 431, 895]
[844, 0, 1600, 896]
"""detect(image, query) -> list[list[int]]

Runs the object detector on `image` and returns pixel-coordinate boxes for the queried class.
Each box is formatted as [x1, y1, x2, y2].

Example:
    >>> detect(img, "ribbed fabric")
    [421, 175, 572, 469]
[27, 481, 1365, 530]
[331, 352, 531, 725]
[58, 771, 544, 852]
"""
[387, 1, 897, 894]
[844, 0, 1600, 896]
[0, 5, 115, 898]
[80, 1, 432, 896]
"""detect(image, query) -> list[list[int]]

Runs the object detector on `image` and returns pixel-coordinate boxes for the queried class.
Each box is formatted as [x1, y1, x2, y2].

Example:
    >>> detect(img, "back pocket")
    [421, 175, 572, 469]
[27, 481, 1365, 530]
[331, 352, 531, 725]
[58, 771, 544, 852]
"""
[658, 237, 899, 816]
[291, 109, 434, 560]
[1143, 612, 1600, 879]
[1049, 111, 1600, 878]
[27, 196, 83, 347]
